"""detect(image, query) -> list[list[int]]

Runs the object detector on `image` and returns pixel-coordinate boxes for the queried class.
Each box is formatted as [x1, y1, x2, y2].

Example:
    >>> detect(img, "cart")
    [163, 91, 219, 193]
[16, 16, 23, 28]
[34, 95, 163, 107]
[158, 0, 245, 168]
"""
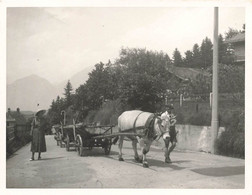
[62, 124, 78, 151]
[58, 120, 140, 156]
[52, 124, 63, 146]
[55, 123, 71, 148]
[62, 122, 88, 151]
[75, 124, 115, 156]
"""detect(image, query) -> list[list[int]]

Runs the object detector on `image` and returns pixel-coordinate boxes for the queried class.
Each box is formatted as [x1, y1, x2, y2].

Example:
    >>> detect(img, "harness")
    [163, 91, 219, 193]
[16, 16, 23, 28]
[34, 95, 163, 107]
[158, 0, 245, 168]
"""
[132, 112, 157, 139]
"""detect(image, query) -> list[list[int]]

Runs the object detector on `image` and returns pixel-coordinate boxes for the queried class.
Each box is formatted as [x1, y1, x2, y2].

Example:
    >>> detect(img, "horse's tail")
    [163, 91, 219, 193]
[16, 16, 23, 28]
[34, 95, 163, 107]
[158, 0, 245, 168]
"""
[112, 136, 119, 145]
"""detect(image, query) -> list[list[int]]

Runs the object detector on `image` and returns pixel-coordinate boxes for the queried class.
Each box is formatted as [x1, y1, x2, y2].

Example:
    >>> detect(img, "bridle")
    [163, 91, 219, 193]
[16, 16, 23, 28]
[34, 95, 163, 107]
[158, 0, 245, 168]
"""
[153, 115, 170, 140]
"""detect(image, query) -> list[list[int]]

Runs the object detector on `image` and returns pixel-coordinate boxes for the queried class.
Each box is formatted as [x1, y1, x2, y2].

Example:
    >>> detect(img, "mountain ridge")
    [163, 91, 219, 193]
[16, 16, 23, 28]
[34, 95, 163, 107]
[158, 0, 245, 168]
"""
[7, 66, 94, 111]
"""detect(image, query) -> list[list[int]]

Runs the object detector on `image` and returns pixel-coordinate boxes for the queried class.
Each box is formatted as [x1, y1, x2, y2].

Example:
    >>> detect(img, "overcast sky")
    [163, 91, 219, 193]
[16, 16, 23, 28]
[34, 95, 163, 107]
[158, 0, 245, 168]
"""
[7, 7, 245, 85]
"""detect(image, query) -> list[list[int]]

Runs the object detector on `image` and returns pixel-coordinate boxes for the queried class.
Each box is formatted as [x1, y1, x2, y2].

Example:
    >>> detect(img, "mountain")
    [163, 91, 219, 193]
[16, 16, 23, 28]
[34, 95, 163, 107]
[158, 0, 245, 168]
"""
[7, 74, 58, 111]
[7, 66, 95, 111]
[56, 65, 94, 96]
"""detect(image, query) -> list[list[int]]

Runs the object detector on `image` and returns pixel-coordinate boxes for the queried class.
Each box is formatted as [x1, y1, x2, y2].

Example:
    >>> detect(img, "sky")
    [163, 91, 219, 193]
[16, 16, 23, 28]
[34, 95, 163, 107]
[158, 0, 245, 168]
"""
[7, 7, 245, 85]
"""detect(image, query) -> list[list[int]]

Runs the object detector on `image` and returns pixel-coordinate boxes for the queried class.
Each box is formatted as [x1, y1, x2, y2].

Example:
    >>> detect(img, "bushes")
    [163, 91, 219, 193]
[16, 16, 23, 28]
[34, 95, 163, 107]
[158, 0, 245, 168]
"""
[83, 110, 97, 124]
[185, 112, 211, 126]
[216, 130, 244, 159]
[216, 111, 245, 158]
[84, 99, 125, 125]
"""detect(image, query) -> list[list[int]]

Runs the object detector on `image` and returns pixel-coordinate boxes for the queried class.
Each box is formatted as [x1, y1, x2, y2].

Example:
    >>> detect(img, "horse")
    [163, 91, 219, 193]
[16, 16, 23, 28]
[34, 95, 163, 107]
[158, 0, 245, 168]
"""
[115, 110, 170, 168]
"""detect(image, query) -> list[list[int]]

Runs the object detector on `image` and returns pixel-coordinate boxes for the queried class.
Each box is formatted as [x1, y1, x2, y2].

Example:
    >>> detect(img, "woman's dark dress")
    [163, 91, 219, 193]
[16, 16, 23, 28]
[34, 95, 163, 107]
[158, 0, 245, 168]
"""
[30, 117, 47, 152]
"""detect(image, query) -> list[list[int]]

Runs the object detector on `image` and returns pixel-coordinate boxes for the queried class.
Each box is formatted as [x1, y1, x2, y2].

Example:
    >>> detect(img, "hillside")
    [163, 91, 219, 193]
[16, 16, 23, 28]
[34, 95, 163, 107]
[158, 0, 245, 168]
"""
[7, 74, 58, 111]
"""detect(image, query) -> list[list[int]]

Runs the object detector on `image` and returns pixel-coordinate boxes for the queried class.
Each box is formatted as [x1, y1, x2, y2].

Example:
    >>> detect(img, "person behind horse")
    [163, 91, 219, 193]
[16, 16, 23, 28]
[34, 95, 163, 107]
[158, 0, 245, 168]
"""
[161, 104, 177, 163]
[30, 109, 47, 161]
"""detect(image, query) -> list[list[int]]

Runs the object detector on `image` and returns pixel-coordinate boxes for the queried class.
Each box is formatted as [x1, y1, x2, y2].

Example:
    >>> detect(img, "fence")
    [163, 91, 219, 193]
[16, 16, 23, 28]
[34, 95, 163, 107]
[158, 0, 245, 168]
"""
[6, 126, 15, 145]
[6, 124, 31, 157]
[166, 92, 244, 127]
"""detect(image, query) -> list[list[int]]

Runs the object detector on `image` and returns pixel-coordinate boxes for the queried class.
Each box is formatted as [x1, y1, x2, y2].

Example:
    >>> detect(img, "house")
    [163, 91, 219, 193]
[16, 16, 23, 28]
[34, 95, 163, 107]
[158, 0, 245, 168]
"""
[6, 108, 27, 126]
[225, 32, 245, 64]
[168, 66, 211, 81]
[6, 108, 29, 140]
[165, 65, 212, 102]
[6, 109, 16, 127]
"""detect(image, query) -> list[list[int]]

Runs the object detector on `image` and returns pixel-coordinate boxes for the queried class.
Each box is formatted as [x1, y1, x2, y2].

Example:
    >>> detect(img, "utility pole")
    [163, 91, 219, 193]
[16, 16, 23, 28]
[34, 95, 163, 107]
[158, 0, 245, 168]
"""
[211, 7, 219, 154]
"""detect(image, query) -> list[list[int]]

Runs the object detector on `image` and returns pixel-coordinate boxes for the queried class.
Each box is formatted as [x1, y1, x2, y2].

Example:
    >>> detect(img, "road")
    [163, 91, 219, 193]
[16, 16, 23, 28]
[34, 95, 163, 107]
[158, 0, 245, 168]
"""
[6, 135, 244, 188]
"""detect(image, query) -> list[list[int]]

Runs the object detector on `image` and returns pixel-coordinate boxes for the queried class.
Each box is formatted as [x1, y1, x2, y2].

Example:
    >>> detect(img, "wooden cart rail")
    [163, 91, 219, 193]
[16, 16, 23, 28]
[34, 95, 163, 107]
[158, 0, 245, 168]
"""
[92, 132, 140, 139]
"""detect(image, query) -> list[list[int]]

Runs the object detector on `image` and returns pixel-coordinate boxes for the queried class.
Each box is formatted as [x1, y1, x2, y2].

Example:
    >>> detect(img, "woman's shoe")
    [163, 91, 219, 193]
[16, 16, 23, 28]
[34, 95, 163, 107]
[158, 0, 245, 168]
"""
[38, 156, 41, 160]
[29, 158, 34, 161]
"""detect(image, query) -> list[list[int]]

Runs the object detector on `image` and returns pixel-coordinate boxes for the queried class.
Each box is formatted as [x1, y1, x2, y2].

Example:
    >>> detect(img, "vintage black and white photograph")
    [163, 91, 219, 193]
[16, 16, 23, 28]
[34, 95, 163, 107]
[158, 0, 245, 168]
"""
[3, 1, 250, 192]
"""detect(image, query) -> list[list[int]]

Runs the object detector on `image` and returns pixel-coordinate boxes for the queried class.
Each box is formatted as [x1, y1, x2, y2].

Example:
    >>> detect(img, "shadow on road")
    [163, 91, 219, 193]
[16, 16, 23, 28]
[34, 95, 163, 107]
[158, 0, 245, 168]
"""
[38, 157, 65, 161]
[7, 153, 19, 159]
[147, 159, 188, 170]
[66, 148, 77, 152]
[191, 166, 245, 177]
[81, 149, 119, 157]
[103, 155, 188, 171]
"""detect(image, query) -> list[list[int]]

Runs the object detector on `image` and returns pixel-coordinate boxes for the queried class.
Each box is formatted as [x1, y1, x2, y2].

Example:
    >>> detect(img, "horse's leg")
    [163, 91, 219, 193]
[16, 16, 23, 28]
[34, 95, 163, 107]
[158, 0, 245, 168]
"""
[132, 138, 140, 162]
[118, 135, 124, 161]
[141, 139, 152, 168]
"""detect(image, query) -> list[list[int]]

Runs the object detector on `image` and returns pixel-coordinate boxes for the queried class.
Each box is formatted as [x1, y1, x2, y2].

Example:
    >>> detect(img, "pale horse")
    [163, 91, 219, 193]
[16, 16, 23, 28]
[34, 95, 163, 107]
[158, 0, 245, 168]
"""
[116, 110, 170, 168]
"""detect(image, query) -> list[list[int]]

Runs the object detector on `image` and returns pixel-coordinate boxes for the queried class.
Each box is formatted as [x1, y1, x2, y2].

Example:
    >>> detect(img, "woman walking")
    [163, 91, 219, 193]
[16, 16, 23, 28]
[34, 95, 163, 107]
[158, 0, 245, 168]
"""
[30, 109, 47, 161]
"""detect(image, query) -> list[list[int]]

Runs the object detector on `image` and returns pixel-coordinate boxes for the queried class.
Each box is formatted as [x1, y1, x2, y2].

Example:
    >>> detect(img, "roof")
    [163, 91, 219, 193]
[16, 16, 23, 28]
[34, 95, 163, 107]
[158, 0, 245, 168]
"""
[168, 66, 211, 81]
[225, 33, 245, 43]
[6, 113, 16, 122]
[6, 111, 27, 125]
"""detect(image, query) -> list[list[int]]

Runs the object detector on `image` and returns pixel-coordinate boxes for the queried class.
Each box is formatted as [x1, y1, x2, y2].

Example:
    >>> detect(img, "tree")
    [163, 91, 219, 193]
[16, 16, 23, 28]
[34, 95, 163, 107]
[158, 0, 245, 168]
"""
[189, 74, 212, 99]
[219, 34, 235, 64]
[219, 64, 244, 105]
[192, 44, 201, 68]
[73, 84, 89, 120]
[47, 95, 66, 125]
[200, 37, 213, 68]
[115, 48, 174, 111]
[218, 34, 226, 63]
[172, 48, 183, 67]
[84, 62, 115, 109]
[64, 80, 73, 107]
[242, 24, 245, 33]
[225, 27, 239, 39]
[188, 64, 244, 104]
[183, 50, 194, 67]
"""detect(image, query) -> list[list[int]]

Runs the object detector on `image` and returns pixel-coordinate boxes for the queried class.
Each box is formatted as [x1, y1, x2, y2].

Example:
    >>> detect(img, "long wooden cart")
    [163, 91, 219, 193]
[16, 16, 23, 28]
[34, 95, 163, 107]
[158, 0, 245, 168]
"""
[55, 120, 142, 156]
[59, 121, 118, 155]
[75, 124, 115, 156]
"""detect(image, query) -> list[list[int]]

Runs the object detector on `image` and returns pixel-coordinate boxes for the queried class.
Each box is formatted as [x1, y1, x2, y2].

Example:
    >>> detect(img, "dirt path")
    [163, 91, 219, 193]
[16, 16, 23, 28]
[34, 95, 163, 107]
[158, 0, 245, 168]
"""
[6, 135, 244, 188]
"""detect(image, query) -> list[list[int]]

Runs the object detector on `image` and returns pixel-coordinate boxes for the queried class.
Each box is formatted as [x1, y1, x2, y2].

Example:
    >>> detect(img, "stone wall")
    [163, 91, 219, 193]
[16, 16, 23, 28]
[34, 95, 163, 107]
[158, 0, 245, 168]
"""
[154, 124, 225, 153]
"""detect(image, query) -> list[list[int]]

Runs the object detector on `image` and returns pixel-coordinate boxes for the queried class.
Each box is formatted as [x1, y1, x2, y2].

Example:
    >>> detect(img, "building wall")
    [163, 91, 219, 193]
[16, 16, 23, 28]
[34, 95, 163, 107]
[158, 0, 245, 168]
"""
[234, 42, 245, 62]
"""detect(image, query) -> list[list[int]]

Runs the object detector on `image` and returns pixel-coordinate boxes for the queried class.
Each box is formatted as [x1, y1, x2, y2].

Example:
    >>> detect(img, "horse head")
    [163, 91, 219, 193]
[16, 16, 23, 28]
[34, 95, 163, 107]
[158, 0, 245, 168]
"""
[153, 114, 171, 139]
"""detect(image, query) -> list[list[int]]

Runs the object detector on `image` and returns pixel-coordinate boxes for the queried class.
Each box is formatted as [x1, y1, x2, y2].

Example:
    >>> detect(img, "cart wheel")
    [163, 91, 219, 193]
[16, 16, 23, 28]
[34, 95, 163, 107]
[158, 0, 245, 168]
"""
[104, 144, 111, 155]
[75, 139, 78, 152]
[66, 134, 70, 151]
[76, 135, 84, 156]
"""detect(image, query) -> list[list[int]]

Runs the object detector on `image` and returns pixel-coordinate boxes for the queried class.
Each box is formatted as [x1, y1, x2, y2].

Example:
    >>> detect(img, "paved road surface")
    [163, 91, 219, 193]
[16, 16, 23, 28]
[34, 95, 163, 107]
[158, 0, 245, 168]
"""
[6, 135, 244, 188]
